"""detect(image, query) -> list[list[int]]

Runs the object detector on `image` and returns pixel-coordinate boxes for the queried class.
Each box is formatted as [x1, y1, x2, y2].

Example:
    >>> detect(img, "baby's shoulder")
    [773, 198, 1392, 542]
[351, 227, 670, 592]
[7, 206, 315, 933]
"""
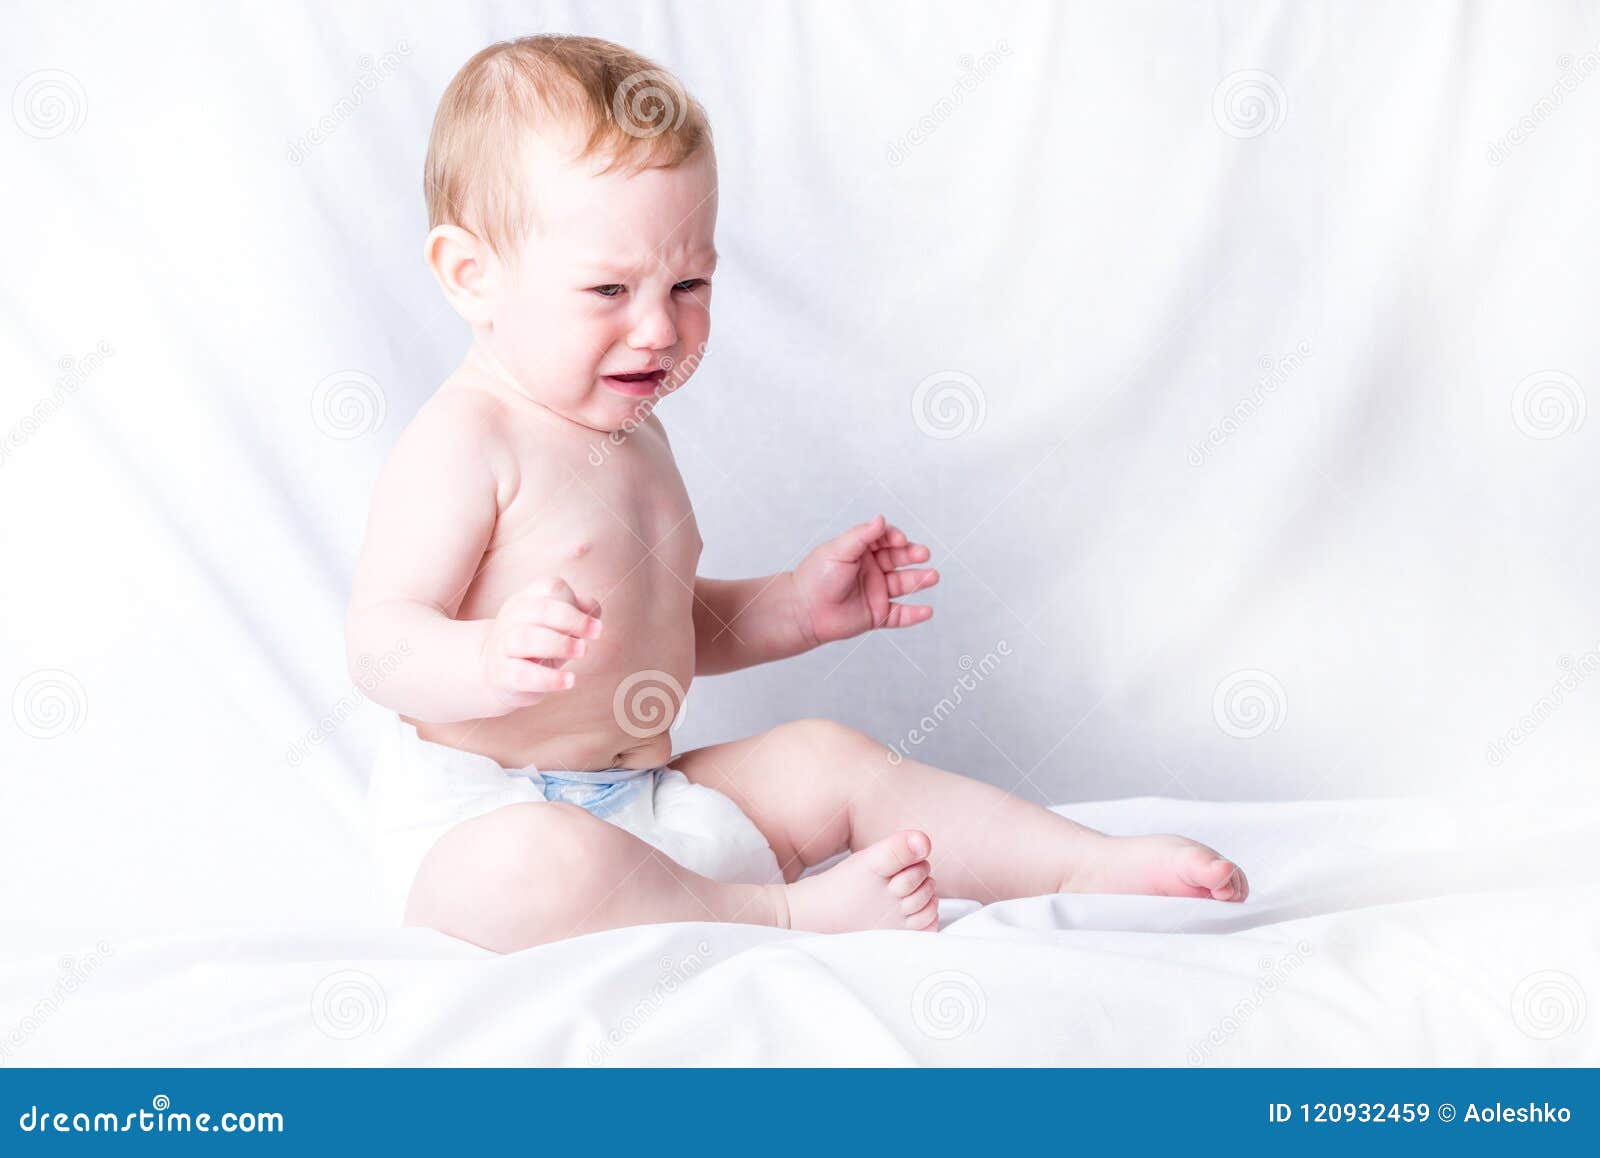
[636, 410, 673, 452]
[414, 379, 512, 444]
[386, 381, 519, 495]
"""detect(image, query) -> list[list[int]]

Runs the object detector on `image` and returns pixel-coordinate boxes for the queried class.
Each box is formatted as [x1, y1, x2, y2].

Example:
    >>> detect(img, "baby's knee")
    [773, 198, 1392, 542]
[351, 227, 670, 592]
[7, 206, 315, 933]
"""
[474, 801, 608, 882]
[772, 716, 886, 760]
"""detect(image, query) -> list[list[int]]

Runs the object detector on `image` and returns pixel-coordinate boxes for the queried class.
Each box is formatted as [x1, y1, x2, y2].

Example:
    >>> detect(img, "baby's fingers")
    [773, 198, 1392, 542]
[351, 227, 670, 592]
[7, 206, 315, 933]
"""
[496, 656, 577, 695]
[526, 596, 603, 639]
[874, 543, 931, 569]
[883, 601, 935, 628]
[885, 569, 939, 598]
[508, 575, 579, 607]
[831, 515, 886, 562]
[504, 623, 589, 663]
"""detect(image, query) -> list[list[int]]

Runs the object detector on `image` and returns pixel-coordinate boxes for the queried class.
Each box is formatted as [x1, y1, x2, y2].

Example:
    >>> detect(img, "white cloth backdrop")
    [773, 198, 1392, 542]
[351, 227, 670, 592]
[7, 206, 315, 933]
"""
[2, 0, 1597, 951]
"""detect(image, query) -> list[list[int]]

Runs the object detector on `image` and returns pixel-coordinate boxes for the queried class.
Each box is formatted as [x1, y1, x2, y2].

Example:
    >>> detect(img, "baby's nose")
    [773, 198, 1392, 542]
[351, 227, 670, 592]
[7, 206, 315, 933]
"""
[627, 306, 678, 350]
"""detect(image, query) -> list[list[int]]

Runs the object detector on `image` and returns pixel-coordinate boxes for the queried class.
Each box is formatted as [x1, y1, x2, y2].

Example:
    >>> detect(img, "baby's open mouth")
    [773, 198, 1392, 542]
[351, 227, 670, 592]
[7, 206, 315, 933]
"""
[602, 369, 668, 397]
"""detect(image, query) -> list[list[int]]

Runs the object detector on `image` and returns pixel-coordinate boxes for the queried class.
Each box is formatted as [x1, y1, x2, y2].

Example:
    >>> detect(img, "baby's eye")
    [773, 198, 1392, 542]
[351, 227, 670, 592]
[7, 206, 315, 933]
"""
[673, 279, 708, 294]
[590, 284, 626, 298]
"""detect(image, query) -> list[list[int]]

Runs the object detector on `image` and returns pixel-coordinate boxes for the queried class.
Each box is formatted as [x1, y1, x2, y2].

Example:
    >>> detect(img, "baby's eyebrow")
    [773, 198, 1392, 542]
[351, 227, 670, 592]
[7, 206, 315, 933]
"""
[576, 248, 717, 277]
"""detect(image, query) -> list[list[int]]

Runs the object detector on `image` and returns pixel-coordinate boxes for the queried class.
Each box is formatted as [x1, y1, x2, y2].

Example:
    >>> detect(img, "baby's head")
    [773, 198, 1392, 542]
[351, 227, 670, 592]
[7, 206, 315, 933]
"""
[424, 35, 716, 431]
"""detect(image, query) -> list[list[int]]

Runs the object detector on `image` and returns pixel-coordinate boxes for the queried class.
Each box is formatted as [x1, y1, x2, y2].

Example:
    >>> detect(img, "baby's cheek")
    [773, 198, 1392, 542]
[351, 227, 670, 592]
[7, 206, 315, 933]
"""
[680, 307, 711, 360]
[538, 315, 603, 380]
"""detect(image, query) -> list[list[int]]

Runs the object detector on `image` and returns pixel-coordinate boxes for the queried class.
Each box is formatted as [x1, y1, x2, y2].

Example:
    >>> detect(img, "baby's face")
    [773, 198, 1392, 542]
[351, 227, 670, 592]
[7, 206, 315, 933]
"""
[487, 137, 717, 432]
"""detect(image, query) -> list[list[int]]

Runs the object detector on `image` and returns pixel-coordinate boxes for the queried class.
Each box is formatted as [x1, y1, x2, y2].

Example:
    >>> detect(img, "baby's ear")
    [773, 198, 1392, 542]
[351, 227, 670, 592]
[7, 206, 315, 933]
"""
[423, 224, 497, 326]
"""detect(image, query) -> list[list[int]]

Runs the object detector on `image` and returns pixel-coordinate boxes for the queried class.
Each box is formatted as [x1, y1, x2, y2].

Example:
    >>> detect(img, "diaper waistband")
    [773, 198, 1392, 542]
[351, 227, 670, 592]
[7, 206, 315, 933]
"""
[537, 765, 661, 786]
[388, 714, 662, 786]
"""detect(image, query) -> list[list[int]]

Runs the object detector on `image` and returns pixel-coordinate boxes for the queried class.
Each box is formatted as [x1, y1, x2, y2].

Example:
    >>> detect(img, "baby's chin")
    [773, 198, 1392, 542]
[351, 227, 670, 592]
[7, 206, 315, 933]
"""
[552, 385, 669, 436]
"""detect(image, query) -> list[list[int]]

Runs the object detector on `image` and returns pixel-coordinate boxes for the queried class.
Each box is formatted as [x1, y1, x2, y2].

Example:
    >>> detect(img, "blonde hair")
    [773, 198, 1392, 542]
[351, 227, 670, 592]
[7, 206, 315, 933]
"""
[424, 35, 712, 257]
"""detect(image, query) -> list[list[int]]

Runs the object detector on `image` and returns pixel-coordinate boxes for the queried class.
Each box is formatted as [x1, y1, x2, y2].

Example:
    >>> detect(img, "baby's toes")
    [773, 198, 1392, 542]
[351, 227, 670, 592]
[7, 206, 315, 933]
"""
[899, 875, 937, 918]
[887, 860, 930, 899]
[1177, 849, 1239, 895]
[1192, 856, 1248, 902]
[861, 829, 932, 880]
[1213, 865, 1249, 902]
[905, 890, 940, 931]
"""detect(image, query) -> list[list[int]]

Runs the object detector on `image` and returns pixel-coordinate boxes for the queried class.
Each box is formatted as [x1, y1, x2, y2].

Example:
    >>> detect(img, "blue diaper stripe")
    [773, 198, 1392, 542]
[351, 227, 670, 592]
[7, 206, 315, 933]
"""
[524, 765, 662, 821]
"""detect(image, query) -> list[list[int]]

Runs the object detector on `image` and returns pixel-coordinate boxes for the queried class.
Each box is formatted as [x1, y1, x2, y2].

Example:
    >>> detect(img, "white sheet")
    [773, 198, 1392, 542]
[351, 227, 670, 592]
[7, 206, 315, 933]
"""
[5, 796, 1596, 1066]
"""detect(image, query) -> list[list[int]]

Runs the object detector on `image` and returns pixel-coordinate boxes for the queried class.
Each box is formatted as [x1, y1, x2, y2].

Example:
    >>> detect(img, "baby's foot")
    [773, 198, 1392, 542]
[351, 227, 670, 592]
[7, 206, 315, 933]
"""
[1069, 833, 1249, 902]
[778, 830, 940, 933]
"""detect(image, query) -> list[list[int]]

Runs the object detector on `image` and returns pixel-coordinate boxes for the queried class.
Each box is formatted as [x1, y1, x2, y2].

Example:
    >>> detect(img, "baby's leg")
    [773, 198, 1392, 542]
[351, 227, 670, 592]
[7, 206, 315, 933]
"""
[671, 718, 1247, 907]
[403, 801, 780, 952]
[402, 798, 934, 952]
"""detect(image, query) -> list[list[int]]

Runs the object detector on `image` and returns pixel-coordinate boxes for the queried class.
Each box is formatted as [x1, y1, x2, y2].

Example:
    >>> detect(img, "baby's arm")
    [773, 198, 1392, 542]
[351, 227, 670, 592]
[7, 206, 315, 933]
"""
[692, 574, 810, 676]
[693, 515, 937, 677]
[344, 395, 599, 722]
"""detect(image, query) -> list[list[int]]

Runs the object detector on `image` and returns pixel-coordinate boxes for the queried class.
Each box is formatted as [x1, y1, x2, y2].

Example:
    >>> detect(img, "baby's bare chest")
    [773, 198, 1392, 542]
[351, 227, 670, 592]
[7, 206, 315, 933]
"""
[462, 428, 702, 617]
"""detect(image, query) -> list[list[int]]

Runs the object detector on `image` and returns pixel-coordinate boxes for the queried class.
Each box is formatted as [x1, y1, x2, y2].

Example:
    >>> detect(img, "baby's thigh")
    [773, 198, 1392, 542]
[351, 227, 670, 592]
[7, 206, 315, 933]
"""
[402, 800, 633, 953]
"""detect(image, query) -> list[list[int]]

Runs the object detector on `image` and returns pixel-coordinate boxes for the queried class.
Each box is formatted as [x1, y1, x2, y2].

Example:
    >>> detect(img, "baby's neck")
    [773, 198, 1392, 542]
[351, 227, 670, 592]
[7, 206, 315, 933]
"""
[464, 339, 532, 399]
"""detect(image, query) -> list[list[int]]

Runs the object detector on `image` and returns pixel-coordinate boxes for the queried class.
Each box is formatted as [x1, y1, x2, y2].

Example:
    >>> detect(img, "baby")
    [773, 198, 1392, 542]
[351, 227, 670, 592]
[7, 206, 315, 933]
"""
[346, 35, 1248, 953]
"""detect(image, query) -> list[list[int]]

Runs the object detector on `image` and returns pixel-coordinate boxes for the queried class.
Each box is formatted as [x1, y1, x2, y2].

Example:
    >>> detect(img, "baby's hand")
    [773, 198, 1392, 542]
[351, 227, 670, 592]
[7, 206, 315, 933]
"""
[480, 577, 603, 714]
[792, 514, 938, 646]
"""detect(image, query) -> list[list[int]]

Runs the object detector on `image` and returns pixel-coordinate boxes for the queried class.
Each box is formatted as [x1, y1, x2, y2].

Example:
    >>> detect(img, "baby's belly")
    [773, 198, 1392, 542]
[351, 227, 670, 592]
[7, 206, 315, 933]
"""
[415, 577, 698, 774]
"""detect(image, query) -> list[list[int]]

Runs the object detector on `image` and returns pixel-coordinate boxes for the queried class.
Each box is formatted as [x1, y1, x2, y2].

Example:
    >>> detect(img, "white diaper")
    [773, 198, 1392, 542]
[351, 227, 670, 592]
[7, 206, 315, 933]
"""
[367, 713, 783, 922]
